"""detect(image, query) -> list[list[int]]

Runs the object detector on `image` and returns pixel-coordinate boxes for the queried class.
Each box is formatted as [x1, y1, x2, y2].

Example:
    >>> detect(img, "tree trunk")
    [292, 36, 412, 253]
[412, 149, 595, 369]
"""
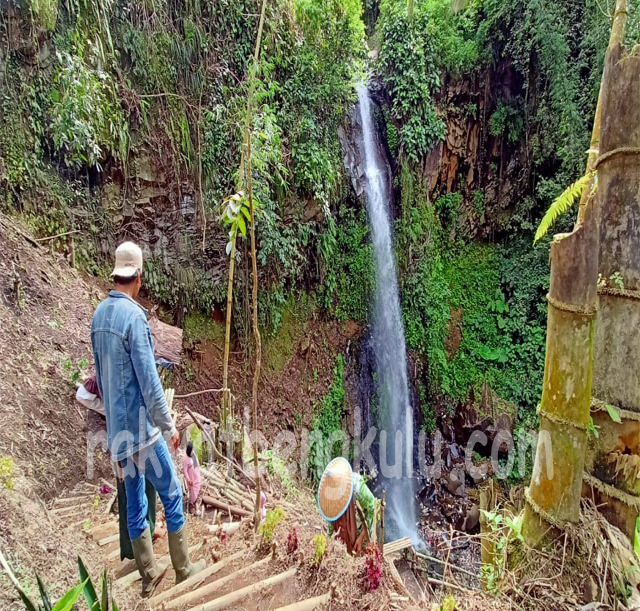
[522, 0, 629, 546]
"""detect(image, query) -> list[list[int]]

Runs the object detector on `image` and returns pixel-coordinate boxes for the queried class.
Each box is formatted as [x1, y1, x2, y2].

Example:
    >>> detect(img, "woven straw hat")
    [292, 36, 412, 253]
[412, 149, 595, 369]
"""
[317, 457, 354, 522]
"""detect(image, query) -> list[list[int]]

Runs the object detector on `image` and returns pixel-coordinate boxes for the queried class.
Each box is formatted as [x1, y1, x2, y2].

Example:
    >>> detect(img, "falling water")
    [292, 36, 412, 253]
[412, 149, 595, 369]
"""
[356, 84, 417, 541]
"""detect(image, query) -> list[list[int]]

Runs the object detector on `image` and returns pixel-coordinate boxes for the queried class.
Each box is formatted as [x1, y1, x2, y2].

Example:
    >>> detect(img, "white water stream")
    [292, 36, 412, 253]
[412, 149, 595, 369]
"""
[356, 84, 417, 541]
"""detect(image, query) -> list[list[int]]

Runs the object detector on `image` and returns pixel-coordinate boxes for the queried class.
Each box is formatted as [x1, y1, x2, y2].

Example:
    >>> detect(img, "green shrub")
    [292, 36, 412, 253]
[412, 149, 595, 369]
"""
[259, 507, 285, 546]
[312, 533, 326, 566]
[309, 355, 346, 482]
[0, 457, 15, 490]
[322, 208, 374, 323]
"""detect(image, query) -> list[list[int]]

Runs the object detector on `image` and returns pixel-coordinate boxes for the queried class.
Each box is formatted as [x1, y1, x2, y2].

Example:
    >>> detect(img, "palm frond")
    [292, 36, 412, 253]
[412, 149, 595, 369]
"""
[534, 171, 596, 245]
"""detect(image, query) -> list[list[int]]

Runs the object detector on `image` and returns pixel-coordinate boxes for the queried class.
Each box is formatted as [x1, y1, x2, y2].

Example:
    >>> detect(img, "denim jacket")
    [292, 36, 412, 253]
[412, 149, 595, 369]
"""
[91, 291, 176, 461]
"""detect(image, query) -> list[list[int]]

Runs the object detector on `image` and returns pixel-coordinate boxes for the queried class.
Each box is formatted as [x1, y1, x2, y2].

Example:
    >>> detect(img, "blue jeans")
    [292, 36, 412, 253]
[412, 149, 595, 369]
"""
[120, 437, 185, 540]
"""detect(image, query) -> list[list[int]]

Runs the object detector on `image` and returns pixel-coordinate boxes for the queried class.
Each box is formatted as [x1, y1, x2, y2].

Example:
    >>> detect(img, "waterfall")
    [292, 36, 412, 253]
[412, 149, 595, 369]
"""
[356, 84, 417, 542]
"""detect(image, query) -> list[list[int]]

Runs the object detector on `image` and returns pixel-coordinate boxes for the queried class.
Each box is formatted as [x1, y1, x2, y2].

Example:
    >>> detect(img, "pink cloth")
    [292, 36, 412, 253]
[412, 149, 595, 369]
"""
[183, 453, 201, 504]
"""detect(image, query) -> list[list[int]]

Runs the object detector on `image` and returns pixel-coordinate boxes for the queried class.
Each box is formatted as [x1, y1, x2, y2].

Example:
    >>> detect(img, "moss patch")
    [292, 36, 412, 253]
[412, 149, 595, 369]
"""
[183, 312, 226, 349]
[262, 296, 313, 372]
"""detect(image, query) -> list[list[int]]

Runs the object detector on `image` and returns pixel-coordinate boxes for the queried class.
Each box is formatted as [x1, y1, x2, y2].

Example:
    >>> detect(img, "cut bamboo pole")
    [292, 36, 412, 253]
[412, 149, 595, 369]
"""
[190, 567, 297, 611]
[163, 556, 271, 610]
[269, 592, 331, 611]
[424, 576, 472, 594]
[385, 558, 416, 605]
[201, 495, 251, 518]
[98, 533, 120, 546]
[149, 550, 245, 606]
[116, 569, 142, 589]
[383, 537, 413, 556]
[53, 495, 89, 507]
[414, 552, 478, 578]
[50, 504, 89, 515]
[87, 521, 119, 537]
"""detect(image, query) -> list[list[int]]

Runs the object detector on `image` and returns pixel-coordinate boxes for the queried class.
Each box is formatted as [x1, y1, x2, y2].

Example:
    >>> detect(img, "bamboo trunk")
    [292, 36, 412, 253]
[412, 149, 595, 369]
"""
[585, 0, 640, 541]
[522, 0, 629, 546]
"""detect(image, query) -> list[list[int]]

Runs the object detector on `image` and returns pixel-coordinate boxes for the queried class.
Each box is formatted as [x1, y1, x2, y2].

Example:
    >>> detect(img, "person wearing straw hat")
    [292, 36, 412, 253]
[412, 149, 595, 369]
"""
[91, 241, 206, 597]
[317, 457, 377, 555]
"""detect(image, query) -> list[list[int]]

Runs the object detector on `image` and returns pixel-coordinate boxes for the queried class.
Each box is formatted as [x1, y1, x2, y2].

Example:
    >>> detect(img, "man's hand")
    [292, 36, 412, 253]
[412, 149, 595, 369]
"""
[169, 430, 180, 452]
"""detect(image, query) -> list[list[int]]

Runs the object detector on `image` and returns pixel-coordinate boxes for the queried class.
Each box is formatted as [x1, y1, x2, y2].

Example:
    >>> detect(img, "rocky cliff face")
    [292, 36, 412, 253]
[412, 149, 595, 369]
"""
[366, 61, 532, 240]
[426, 64, 530, 239]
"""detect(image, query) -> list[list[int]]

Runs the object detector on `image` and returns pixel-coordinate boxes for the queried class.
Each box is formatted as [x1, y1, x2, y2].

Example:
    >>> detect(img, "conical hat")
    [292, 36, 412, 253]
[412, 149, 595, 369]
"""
[317, 457, 354, 522]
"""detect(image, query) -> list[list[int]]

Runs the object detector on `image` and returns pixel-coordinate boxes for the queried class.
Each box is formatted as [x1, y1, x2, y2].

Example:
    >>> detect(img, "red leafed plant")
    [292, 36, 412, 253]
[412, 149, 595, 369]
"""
[365, 542, 382, 591]
[287, 528, 298, 554]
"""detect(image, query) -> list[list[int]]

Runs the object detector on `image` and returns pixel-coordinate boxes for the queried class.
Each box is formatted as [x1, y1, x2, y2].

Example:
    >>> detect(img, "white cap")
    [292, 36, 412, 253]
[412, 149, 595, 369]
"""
[111, 242, 143, 278]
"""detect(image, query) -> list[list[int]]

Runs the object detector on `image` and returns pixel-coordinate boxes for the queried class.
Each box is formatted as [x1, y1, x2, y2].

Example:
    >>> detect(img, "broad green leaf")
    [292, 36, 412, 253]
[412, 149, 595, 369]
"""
[100, 573, 108, 611]
[78, 557, 98, 610]
[237, 215, 247, 237]
[605, 403, 622, 424]
[51, 580, 87, 611]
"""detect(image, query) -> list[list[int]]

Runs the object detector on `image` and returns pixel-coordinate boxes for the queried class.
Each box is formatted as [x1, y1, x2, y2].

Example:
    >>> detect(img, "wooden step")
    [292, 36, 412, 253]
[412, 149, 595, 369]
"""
[148, 550, 246, 606]
[189, 567, 297, 611]
[270, 592, 331, 611]
[53, 494, 90, 508]
[161, 556, 271, 610]
[97, 533, 120, 546]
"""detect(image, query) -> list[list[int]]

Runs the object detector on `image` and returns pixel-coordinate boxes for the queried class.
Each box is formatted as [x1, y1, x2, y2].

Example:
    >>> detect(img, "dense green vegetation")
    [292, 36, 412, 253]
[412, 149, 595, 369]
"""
[309, 354, 347, 481]
[3, 0, 640, 453]
[372, 0, 640, 434]
[398, 164, 549, 420]
[0, 0, 365, 330]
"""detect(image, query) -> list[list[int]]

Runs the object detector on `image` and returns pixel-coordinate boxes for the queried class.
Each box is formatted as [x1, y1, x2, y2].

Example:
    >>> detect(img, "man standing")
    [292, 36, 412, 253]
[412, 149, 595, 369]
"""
[91, 242, 205, 597]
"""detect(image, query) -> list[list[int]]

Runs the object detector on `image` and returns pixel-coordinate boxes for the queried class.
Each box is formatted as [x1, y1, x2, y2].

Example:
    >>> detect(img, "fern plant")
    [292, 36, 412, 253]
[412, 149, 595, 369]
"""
[534, 171, 596, 245]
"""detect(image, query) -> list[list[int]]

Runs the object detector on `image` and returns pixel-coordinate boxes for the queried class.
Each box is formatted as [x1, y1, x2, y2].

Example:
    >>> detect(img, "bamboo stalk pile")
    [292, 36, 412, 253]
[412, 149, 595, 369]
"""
[200, 466, 257, 519]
